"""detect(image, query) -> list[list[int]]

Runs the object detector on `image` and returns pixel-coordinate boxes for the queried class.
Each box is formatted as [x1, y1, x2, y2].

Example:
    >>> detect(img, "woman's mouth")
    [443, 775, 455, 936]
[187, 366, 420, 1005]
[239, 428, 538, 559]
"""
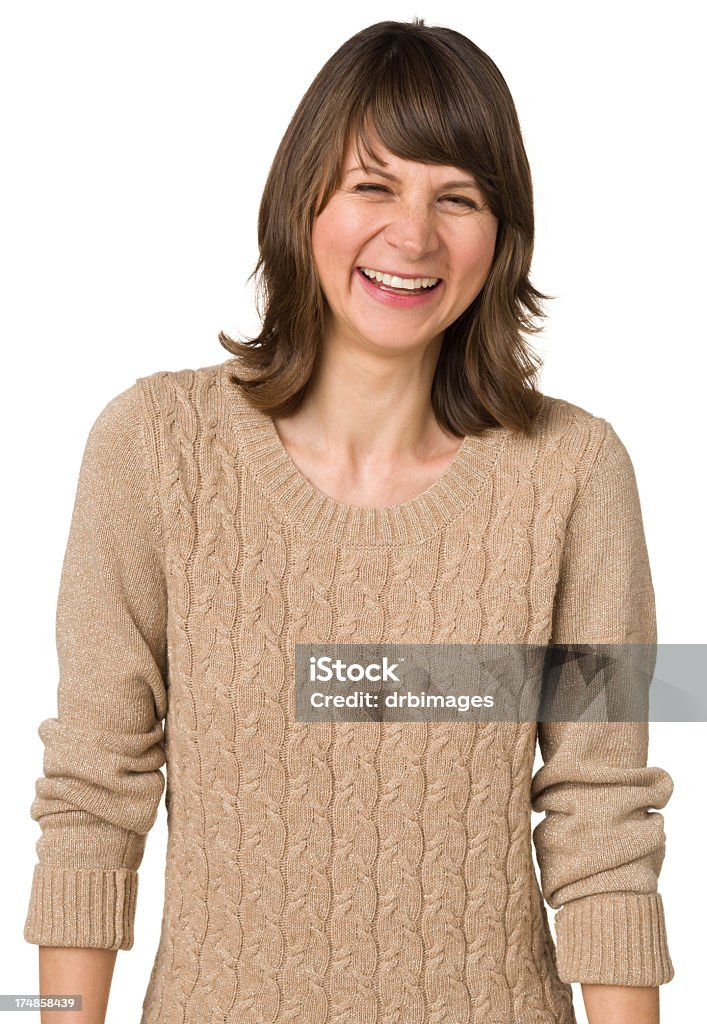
[355, 266, 443, 308]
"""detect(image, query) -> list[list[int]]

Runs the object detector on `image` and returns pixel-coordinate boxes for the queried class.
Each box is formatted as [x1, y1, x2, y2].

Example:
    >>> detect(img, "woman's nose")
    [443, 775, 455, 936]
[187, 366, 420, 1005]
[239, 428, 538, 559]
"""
[382, 202, 440, 258]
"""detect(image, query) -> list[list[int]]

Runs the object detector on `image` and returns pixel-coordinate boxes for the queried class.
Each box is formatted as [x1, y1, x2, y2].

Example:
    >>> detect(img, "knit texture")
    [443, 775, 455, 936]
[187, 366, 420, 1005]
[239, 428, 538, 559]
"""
[24, 357, 675, 1023]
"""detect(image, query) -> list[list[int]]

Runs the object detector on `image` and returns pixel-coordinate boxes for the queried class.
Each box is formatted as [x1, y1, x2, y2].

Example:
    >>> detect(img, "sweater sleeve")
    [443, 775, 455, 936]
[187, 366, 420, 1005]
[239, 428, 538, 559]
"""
[530, 419, 675, 986]
[23, 380, 168, 951]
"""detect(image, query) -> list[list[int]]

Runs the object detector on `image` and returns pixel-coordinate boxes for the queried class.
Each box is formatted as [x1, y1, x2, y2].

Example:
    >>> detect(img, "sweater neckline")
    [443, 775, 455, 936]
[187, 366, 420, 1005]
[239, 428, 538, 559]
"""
[220, 357, 510, 547]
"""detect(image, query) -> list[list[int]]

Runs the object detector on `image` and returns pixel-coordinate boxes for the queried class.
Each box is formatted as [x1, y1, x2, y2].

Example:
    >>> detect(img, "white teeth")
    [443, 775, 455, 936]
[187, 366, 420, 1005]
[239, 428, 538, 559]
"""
[360, 267, 440, 290]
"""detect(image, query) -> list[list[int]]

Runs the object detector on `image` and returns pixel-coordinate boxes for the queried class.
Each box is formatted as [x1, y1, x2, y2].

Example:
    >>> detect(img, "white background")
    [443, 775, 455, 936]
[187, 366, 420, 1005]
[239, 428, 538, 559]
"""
[1, 2, 703, 1021]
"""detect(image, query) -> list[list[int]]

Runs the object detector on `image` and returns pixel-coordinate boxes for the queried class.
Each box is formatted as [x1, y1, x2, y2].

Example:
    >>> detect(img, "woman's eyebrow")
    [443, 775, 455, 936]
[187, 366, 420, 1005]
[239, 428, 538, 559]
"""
[344, 164, 480, 190]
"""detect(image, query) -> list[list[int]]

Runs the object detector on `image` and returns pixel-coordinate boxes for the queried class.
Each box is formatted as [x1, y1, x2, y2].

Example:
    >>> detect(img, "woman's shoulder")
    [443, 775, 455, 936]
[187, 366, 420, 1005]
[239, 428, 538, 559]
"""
[135, 357, 231, 395]
[122, 357, 241, 423]
[529, 393, 641, 497]
[79, 360, 233, 461]
[535, 392, 609, 433]
[530, 391, 614, 455]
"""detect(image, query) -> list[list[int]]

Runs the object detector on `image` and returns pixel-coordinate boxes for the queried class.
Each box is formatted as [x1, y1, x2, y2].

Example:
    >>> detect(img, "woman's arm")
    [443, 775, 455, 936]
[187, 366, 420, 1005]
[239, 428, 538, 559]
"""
[531, 419, 675, 1003]
[39, 947, 117, 1024]
[581, 983, 659, 1024]
[24, 380, 168, 954]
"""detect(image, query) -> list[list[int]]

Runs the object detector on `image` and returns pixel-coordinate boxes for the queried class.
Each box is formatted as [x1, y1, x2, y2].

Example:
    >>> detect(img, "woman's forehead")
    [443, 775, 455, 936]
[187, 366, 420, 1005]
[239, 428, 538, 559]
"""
[342, 134, 474, 181]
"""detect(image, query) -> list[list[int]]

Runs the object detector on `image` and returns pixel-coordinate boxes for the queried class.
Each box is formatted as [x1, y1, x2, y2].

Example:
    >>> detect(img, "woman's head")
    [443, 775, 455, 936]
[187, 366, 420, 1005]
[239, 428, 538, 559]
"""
[310, 127, 500, 387]
[219, 18, 552, 435]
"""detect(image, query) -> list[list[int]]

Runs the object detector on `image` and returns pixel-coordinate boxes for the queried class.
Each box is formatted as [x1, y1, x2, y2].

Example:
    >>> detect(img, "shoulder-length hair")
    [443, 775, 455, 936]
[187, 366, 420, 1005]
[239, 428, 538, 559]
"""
[218, 18, 554, 436]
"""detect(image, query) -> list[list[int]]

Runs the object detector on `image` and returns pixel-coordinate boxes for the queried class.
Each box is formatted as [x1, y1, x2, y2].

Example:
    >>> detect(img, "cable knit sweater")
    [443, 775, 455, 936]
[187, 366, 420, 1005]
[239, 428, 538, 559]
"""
[24, 357, 675, 1024]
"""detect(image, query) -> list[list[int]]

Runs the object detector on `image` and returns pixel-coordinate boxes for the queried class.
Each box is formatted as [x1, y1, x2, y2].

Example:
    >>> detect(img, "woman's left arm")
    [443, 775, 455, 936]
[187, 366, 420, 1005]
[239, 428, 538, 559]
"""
[530, 419, 675, 1006]
[581, 983, 659, 1024]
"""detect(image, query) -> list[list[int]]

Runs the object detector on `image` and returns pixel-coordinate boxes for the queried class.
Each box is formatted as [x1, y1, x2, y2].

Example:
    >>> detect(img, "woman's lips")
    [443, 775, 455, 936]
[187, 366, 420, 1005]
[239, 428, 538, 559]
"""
[355, 267, 443, 308]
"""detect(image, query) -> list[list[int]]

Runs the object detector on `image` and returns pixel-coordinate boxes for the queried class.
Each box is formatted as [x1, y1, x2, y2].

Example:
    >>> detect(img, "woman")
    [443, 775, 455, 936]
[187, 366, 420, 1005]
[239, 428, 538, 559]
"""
[24, 18, 674, 1024]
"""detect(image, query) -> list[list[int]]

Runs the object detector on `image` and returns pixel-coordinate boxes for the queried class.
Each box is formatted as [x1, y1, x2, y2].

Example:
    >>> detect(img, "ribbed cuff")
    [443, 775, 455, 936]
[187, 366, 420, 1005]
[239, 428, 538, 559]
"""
[554, 892, 675, 986]
[23, 865, 138, 950]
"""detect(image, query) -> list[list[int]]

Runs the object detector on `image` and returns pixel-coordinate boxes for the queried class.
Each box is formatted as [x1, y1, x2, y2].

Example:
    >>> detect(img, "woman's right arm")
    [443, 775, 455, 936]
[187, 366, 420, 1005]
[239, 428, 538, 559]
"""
[39, 947, 117, 1024]
[24, 380, 169, 1015]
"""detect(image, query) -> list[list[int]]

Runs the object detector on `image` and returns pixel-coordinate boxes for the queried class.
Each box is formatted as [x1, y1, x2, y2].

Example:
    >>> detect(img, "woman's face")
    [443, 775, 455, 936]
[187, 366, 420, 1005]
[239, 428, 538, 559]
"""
[311, 132, 499, 360]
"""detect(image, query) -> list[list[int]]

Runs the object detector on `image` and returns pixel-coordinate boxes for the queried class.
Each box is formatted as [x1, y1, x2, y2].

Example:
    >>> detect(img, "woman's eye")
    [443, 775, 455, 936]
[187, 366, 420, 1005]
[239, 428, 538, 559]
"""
[443, 196, 479, 210]
[353, 184, 477, 209]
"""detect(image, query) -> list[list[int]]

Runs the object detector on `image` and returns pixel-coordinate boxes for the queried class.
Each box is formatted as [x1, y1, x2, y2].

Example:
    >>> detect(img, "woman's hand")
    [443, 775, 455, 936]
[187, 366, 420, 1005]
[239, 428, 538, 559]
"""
[581, 983, 660, 1023]
[39, 947, 117, 1024]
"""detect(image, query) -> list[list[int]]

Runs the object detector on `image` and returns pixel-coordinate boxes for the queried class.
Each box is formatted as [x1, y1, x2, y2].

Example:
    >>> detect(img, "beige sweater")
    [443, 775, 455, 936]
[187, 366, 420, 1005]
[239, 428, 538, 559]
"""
[24, 357, 675, 1023]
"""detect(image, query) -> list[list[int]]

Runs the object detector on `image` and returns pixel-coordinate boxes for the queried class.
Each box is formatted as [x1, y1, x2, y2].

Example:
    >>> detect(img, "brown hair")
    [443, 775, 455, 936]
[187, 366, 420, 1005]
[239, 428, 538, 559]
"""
[218, 17, 554, 436]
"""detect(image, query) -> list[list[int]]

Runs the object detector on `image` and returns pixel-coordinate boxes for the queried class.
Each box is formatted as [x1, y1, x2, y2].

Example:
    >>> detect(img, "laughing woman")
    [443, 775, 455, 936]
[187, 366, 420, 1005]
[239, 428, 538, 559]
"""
[24, 18, 674, 1024]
